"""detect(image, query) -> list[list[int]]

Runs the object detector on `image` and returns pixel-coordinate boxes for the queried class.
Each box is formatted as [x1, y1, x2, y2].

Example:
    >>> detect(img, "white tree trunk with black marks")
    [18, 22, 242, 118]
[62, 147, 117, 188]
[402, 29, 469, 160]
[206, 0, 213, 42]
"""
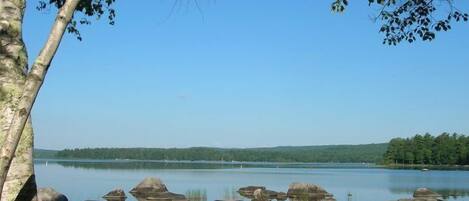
[0, 0, 80, 200]
[0, 0, 36, 200]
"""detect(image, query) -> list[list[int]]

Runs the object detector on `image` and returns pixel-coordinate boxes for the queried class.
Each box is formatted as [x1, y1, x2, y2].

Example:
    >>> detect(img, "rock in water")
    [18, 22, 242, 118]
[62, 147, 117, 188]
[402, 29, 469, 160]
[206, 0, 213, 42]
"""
[396, 188, 443, 201]
[276, 192, 288, 201]
[238, 186, 266, 198]
[413, 188, 443, 201]
[140, 192, 187, 201]
[103, 188, 127, 201]
[413, 188, 442, 199]
[130, 177, 186, 201]
[287, 183, 336, 201]
[34, 188, 68, 201]
[130, 177, 168, 194]
[253, 189, 270, 201]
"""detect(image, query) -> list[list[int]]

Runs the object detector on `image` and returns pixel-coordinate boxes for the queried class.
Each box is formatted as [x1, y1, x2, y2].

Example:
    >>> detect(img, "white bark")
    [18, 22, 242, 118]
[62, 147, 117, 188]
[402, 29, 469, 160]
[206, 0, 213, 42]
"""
[0, 0, 36, 200]
[0, 0, 80, 199]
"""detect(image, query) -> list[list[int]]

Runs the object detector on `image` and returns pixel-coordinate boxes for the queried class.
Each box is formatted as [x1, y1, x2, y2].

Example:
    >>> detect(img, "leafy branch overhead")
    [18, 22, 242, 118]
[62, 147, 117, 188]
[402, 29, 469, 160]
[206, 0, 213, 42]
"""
[37, 0, 468, 44]
[37, 0, 116, 41]
[332, 0, 468, 45]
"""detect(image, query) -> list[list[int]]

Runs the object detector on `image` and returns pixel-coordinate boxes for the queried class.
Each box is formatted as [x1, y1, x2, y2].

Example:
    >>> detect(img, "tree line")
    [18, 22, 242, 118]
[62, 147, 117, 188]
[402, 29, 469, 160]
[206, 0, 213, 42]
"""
[384, 133, 469, 165]
[55, 143, 387, 163]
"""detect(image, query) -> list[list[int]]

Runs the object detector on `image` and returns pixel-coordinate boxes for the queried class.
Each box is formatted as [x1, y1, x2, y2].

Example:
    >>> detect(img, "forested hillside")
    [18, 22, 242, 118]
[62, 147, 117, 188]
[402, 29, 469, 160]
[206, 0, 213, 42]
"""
[54, 143, 388, 163]
[384, 133, 469, 165]
[33, 149, 59, 159]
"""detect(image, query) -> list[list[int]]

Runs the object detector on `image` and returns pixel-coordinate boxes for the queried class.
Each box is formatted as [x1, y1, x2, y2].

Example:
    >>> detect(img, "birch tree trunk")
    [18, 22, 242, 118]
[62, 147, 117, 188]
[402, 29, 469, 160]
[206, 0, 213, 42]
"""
[0, 0, 79, 200]
[0, 1, 37, 200]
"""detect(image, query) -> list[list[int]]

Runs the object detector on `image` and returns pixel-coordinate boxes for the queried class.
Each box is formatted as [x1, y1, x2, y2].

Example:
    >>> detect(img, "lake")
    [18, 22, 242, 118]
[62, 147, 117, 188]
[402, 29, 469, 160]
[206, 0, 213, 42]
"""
[34, 159, 469, 201]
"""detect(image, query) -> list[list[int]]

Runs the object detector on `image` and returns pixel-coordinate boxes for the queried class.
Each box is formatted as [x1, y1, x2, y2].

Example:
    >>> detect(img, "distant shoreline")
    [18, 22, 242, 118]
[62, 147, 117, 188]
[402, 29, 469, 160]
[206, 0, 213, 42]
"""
[34, 158, 378, 166]
[37, 143, 387, 164]
[384, 163, 469, 171]
[33, 158, 469, 171]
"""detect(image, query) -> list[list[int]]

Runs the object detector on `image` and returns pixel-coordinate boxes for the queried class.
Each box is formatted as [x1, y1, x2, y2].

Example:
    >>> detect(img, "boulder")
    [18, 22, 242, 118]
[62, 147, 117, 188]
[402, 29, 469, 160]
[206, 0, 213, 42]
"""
[253, 189, 270, 201]
[396, 188, 443, 201]
[238, 186, 266, 198]
[214, 200, 243, 201]
[147, 192, 186, 200]
[130, 177, 186, 201]
[34, 188, 68, 201]
[132, 191, 187, 201]
[263, 189, 280, 199]
[130, 177, 168, 194]
[287, 183, 335, 201]
[276, 192, 288, 201]
[103, 188, 127, 201]
[413, 188, 442, 200]
[237, 186, 287, 200]
[398, 199, 440, 201]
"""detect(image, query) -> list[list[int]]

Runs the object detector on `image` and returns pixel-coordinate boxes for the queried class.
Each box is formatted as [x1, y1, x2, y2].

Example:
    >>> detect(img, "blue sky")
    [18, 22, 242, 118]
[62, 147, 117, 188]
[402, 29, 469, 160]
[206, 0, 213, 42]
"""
[24, 1, 469, 149]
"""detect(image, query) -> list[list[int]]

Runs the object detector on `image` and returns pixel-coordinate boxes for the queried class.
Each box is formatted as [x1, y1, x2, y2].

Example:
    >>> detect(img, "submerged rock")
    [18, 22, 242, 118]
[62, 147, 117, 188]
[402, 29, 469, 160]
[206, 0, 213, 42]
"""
[103, 188, 127, 201]
[413, 188, 442, 200]
[135, 192, 187, 201]
[238, 186, 266, 198]
[238, 186, 284, 200]
[287, 183, 335, 201]
[214, 200, 243, 201]
[398, 199, 441, 201]
[34, 188, 68, 201]
[237, 186, 287, 201]
[130, 177, 187, 201]
[276, 192, 288, 201]
[130, 177, 169, 194]
[397, 188, 443, 201]
[253, 189, 270, 201]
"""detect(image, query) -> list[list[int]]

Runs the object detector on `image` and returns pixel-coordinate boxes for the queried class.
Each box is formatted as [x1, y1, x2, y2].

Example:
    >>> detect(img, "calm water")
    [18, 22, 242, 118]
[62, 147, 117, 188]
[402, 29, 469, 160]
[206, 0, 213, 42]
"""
[34, 159, 469, 201]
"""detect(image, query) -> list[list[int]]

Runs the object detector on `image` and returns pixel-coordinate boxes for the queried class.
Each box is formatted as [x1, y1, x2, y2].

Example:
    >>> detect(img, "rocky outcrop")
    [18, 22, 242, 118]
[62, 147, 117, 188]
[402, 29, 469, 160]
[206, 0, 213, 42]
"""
[103, 188, 127, 201]
[413, 188, 442, 200]
[253, 189, 270, 201]
[129, 177, 186, 201]
[238, 186, 266, 198]
[276, 192, 288, 201]
[34, 188, 68, 201]
[237, 186, 287, 201]
[397, 188, 443, 201]
[287, 183, 336, 201]
[130, 177, 168, 194]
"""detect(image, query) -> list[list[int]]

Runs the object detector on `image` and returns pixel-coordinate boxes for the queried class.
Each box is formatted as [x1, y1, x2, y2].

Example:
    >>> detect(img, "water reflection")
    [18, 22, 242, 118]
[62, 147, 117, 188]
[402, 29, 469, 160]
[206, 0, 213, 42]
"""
[35, 159, 375, 170]
[56, 160, 243, 170]
[222, 187, 243, 201]
[186, 189, 207, 201]
[34, 160, 469, 201]
[184, 188, 243, 201]
[389, 188, 469, 200]
[387, 170, 469, 200]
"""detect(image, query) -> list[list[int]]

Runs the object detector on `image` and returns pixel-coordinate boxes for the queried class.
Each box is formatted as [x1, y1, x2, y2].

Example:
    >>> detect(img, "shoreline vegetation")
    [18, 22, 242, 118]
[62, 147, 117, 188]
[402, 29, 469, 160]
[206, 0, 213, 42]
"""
[34, 133, 469, 171]
[384, 133, 469, 166]
[35, 143, 388, 163]
[33, 158, 469, 171]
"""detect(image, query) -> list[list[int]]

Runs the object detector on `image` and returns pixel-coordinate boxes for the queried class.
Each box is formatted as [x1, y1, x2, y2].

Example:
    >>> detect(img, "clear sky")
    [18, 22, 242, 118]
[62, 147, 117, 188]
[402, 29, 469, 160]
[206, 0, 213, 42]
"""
[23, 0, 469, 149]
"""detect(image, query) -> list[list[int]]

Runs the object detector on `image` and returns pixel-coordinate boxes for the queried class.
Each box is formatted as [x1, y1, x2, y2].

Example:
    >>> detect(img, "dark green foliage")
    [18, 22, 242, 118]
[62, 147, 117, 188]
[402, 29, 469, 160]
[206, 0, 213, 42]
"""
[33, 149, 59, 159]
[384, 133, 469, 165]
[55, 143, 388, 163]
[37, 0, 116, 40]
[332, 0, 469, 45]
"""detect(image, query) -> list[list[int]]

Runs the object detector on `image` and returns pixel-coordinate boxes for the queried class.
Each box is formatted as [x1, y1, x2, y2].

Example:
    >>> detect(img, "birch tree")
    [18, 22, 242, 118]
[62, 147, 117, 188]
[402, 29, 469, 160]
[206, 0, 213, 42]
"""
[0, 0, 115, 200]
[0, 0, 467, 201]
